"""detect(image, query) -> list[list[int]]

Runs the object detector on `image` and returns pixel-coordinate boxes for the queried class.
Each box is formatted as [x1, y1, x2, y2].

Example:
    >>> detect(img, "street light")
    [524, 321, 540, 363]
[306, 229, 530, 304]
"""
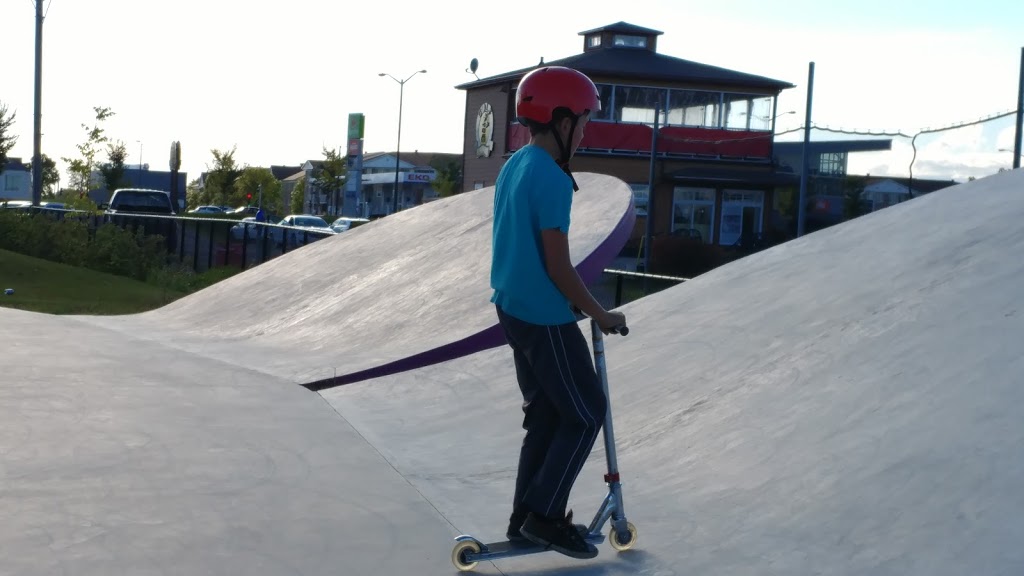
[379, 69, 427, 215]
[136, 140, 143, 173]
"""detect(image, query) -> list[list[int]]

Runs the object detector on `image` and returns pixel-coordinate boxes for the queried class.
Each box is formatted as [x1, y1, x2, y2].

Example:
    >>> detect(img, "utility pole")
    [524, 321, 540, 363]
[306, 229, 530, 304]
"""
[797, 62, 815, 237]
[31, 0, 44, 206]
[1014, 46, 1023, 170]
[642, 97, 660, 290]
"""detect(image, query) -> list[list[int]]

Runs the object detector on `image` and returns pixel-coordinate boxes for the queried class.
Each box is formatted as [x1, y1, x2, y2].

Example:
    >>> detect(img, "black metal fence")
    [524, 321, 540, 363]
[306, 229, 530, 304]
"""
[5, 205, 687, 308]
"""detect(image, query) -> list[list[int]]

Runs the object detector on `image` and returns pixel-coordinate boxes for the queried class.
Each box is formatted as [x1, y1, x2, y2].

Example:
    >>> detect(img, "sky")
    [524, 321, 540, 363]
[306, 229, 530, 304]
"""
[2, 0, 1022, 186]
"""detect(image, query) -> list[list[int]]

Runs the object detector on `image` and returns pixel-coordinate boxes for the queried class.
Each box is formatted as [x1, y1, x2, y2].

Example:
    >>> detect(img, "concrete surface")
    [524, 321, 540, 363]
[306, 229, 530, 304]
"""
[3, 168, 1023, 575]
[77, 173, 634, 386]
[322, 168, 1024, 574]
[0, 307, 476, 575]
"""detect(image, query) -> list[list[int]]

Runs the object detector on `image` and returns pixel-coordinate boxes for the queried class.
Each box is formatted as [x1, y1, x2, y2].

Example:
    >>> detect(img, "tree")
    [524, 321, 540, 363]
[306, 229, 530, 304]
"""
[235, 167, 283, 215]
[316, 146, 346, 215]
[40, 154, 60, 196]
[290, 176, 305, 214]
[0, 101, 16, 172]
[191, 146, 243, 209]
[99, 141, 129, 193]
[62, 106, 115, 192]
[429, 157, 463, 197]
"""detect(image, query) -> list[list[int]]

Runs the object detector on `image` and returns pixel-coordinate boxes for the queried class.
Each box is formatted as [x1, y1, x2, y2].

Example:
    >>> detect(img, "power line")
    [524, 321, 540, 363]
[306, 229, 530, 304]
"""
[810, 108, 1018, 139]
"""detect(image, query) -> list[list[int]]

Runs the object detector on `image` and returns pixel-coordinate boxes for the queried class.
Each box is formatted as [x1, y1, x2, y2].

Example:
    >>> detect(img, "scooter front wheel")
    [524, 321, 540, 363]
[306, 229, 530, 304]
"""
[609, 521, 638, 551]
[452, 540, 481, 571]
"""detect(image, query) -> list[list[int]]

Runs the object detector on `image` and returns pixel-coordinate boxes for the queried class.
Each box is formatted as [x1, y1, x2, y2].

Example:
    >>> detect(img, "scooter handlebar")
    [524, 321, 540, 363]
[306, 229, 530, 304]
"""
[573, 307, 629, 336]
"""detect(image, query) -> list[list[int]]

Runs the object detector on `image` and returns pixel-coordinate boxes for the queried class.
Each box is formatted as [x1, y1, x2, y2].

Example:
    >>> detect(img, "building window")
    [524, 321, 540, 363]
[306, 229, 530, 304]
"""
[629, 183, 649, 216]
[587, 35, 602, 48]
[722, 94, 773, 131]
[614, 85, 664, 124]
[593, 84, 614, 121]
[613, 34, 647, 48]
[588, 84, 775, 133]
[665, 89, 721, 128]
[719, 190, 764, 246]
[818, 152, 846, 176]
[672, 187, 715, 243]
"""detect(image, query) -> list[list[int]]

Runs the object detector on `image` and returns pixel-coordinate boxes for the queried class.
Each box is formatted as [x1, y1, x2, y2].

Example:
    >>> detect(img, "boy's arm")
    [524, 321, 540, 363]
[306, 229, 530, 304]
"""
[541, 228, 612, 323]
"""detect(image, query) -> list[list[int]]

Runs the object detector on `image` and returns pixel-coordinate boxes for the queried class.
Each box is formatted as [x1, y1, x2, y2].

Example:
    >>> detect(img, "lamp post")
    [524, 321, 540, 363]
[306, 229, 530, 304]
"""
[379, 69, 426, 215]
[136, 140, 143, 184]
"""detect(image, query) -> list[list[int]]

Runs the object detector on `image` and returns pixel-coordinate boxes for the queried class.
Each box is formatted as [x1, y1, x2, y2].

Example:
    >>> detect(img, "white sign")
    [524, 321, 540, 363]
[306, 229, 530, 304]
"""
[476, 102, 494, 158]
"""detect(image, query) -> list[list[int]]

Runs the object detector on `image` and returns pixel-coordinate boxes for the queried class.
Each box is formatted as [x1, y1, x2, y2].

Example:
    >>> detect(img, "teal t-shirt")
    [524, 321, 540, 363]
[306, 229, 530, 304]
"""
[490, 144, 576, 325]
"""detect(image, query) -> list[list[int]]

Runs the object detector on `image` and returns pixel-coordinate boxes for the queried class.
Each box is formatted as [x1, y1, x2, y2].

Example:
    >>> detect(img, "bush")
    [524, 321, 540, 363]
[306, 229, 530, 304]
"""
[2, 209, 244, 295]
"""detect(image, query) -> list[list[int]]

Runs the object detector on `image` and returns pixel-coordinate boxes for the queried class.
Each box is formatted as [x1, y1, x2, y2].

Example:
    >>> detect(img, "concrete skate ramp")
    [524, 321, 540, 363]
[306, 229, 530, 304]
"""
[321, 169, 1024, 575]
[0, 307, 474, 575]
[79, 172, 634, 386]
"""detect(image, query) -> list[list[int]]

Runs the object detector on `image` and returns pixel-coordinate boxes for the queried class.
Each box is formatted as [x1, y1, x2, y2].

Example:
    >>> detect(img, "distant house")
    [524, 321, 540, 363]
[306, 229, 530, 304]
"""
[862, 177, 957, 212]
[297, 151, 461, 217]
[0, 158, 32, 201]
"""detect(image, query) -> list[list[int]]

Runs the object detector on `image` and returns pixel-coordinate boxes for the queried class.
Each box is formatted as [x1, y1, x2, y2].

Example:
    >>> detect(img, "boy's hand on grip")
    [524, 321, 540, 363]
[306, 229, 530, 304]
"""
[597, 310, 627, 335]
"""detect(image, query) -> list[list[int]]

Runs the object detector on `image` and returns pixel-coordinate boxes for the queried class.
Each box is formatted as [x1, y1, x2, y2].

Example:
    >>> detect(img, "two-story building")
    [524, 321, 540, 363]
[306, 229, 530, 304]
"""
[0, 158, 32, 202]
[456, 21, 799, 248]
[299, 151, 461, 217]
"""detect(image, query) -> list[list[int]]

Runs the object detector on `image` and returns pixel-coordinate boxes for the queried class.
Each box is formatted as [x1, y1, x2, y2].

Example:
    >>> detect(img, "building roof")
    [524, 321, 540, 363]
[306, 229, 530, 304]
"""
[362, 151, 462, 169]
[865, 176, 958, 193]
[270, 165, 303, 180]
[669, 165, 801, 187]
[774, 139, 894, 155]
[577, 21, 663, 37]
[456, 23, 793, 92]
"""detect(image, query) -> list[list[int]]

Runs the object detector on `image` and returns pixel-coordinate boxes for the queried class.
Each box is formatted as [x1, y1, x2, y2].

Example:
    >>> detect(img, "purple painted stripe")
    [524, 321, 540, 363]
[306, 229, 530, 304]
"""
[303, 199, 636, 393]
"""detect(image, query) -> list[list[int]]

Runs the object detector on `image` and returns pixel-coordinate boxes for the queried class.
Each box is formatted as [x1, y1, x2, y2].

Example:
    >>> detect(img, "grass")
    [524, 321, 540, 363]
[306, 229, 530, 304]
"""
[0, 248, 186, 315]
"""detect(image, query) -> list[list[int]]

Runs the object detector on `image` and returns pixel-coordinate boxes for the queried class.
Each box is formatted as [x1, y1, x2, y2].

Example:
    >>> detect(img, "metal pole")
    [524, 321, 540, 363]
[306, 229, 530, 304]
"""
[380, 70, 425, 215]
[393, 81, 404, 215]
[31, 0, 43, 206]
[797, 61, 815, 237]
[1014, 46, 1023, 170]
[643, 97, 660, 289]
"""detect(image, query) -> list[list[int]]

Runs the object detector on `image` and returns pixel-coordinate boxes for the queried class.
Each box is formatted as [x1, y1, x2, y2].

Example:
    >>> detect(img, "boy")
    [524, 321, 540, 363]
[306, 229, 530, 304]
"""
[490, 65, 627, 560]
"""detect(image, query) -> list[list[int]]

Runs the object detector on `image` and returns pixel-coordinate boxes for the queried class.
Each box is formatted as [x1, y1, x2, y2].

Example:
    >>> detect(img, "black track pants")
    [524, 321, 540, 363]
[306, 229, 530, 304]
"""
[496, 305, 607, 521]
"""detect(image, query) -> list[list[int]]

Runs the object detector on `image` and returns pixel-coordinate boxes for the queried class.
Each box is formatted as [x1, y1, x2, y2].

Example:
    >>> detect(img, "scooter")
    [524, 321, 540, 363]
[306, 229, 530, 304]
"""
[451, 316, 637, 571]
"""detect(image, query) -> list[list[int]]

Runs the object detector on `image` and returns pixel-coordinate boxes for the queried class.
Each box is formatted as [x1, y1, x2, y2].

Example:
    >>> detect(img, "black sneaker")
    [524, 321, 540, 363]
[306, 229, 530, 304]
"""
[519, 510, 598, 559]
[507, 511, 589, 543]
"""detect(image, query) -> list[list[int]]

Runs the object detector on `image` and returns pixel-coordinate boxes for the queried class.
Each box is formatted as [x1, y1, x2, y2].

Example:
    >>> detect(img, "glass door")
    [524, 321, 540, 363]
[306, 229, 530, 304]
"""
[719, 190, 764, 246]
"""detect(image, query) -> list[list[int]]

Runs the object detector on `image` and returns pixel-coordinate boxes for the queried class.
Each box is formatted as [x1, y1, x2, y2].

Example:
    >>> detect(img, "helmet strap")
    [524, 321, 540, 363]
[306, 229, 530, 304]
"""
[550, 115, 581, 192]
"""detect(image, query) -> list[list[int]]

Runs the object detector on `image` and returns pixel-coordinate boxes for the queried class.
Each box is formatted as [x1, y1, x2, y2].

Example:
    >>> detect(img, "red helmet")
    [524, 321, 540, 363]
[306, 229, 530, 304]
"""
[516, 66, 601, 125]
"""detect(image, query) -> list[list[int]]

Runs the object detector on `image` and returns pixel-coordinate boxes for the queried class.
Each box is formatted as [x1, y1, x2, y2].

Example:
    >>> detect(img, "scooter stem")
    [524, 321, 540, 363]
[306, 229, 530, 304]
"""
[590, 319, 621, 480]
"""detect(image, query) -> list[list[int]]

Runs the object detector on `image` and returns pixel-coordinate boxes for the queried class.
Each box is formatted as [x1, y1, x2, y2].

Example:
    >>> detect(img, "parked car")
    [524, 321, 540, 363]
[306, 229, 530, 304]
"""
[329, 216, 370, 233]
[101, 188, 176, 215]
[230, 217, 259, 241]
[270, 214, 336, 246]
[188, 205, 225, 214]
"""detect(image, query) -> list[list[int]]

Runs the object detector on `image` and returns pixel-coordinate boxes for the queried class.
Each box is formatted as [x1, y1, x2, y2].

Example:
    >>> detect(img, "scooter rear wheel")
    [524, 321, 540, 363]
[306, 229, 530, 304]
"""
[452, 540, 481, 571]
[609, 521, 638, 551]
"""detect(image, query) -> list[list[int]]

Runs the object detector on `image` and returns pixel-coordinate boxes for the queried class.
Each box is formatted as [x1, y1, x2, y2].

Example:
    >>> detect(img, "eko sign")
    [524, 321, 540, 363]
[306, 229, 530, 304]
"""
[402, 172, 434, 183]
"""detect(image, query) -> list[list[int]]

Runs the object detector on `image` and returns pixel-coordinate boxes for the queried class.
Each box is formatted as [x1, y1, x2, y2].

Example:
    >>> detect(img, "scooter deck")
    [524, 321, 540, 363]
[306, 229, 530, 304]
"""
[460, 532, 605, 562]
